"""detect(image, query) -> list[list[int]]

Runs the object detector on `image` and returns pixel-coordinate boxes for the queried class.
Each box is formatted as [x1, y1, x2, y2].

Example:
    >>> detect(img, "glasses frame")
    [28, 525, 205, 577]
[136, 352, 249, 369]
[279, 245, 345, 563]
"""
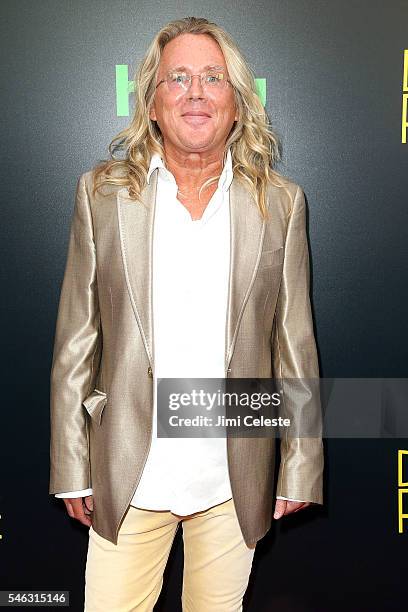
[155, 69, 233, 93]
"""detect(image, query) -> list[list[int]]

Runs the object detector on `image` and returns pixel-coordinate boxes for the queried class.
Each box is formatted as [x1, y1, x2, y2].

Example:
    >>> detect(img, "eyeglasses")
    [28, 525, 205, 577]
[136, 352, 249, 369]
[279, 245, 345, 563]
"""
[156, 69, 232, 93]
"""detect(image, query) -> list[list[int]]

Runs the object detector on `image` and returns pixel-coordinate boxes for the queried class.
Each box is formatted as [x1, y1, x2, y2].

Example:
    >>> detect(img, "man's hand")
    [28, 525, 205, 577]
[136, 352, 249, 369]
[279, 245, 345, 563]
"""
[273, 499, 310, 519]
[63, 495, 93, 527]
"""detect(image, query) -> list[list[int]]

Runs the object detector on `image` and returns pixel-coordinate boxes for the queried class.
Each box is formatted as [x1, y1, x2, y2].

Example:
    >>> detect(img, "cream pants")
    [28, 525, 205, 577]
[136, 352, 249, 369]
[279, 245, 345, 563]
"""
[84, 497, 256, 611]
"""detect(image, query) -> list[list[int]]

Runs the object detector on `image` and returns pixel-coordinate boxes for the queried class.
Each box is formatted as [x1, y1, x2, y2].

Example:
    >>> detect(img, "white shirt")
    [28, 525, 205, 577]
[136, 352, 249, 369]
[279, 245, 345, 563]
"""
[129, 148, 233, 514]
[55, 150, 304, 506]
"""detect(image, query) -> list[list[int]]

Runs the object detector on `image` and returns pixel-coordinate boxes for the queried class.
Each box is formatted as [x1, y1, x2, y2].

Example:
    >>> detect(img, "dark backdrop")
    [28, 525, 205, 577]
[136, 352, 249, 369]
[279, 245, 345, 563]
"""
[1, 1, 407, 610]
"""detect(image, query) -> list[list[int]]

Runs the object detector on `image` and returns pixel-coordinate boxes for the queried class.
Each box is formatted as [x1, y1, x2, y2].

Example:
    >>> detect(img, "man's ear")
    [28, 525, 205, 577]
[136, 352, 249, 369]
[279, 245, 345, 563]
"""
[149, 104, 157, 121]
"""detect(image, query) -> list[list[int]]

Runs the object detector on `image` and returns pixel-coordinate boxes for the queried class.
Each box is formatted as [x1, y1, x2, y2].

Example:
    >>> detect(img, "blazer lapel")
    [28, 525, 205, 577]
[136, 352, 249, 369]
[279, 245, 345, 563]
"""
[226, 177, 266, 371]
[117, 171, 158, 370]
[117, 170, 266, 375]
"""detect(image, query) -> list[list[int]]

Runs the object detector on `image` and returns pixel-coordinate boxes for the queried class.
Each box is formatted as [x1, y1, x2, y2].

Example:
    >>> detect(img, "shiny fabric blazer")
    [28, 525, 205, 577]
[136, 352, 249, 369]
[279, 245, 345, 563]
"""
[49, 166, 324, 547]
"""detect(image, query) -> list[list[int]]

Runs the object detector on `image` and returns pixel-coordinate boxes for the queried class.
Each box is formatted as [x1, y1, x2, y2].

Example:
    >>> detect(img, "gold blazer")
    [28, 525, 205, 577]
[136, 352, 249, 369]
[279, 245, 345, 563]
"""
[49, 167, 324, 547]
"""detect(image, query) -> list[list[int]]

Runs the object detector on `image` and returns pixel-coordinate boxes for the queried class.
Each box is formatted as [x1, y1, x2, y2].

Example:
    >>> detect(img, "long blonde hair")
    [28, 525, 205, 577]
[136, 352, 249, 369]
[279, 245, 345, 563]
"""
[92, 16, 288, 219]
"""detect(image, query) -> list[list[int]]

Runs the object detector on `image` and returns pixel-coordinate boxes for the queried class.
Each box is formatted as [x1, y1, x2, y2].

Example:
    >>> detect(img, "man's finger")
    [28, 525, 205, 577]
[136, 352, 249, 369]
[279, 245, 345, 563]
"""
[283, 501, 311, 516]
[292, 502, 311, 513]
[63, 499, 75, 519]
[83, 495, 94, 513]
[273, 499, 287, 519]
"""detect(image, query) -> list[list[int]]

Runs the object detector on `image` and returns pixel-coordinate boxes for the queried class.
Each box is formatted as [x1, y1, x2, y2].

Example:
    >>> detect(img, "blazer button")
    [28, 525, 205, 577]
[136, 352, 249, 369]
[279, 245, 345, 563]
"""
[147, 366, 153, 378]
[227, 368, 231, 373]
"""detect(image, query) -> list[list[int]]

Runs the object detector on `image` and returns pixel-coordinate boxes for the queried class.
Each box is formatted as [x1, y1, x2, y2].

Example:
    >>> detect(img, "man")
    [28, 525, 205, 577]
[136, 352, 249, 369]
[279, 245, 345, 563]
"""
[49, 16, 324, 612]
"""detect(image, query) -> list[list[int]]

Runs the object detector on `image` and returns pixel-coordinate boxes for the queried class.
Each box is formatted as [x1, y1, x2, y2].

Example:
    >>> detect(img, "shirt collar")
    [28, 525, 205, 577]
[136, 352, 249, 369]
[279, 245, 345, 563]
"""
[147, 147, 233, 192]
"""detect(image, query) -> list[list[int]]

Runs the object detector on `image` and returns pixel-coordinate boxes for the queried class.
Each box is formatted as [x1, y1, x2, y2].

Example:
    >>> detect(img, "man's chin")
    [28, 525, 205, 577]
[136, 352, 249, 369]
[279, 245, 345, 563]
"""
[178, 138, 217, 152]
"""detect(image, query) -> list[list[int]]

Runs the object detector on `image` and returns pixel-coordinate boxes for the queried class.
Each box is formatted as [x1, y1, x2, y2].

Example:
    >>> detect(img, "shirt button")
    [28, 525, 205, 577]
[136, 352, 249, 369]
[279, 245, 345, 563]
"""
[147, 366, 153, 378]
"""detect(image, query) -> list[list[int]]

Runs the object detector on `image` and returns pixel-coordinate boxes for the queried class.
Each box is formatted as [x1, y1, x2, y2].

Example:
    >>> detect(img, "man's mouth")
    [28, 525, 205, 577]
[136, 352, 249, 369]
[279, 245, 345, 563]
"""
[181, 111, 212, 125]
[182, 112, 211, 117]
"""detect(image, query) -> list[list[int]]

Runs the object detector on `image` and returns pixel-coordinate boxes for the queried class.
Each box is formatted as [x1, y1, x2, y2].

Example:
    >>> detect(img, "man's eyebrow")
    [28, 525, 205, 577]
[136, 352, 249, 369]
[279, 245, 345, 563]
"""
[168, 64, 226, 72]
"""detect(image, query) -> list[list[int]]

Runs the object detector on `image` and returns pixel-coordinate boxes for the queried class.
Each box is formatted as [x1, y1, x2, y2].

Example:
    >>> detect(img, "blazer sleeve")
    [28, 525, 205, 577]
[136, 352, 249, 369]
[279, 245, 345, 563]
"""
[271, 185, 324, 504]
[49, 172, 102, 494]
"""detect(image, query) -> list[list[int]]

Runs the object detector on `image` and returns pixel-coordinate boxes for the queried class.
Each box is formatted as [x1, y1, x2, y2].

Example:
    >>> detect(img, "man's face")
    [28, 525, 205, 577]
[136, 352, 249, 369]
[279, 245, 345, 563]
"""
[149, 33, 238, 155]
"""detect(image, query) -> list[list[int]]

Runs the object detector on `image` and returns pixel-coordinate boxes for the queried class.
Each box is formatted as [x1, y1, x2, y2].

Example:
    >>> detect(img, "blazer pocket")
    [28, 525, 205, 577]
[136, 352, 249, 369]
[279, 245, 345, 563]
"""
[82, 389, 107, 425]
[260, 246, 284, 268]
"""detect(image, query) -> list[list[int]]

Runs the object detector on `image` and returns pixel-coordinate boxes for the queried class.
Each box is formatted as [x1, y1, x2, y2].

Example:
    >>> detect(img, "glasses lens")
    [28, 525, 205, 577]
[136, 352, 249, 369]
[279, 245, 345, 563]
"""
[205, 71, 226, 86]
[168, 72, 188, 89]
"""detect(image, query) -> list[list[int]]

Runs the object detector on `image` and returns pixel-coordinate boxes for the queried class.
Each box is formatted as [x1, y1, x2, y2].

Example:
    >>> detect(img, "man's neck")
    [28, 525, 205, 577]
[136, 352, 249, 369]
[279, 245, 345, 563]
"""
[163, 146, 225, 201]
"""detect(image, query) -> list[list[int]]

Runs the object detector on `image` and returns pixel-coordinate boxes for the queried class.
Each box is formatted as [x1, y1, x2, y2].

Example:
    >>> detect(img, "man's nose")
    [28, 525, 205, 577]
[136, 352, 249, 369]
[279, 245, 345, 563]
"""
[187, 74, 205, 98]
